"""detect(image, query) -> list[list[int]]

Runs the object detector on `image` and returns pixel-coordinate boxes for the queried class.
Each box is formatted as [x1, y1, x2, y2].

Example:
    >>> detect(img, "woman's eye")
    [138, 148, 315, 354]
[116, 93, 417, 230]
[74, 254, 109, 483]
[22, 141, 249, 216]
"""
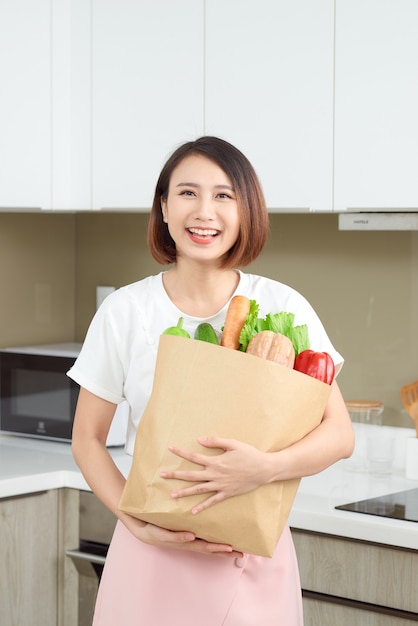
[217, 192, 232, 199]
[180, 190, 195, 196]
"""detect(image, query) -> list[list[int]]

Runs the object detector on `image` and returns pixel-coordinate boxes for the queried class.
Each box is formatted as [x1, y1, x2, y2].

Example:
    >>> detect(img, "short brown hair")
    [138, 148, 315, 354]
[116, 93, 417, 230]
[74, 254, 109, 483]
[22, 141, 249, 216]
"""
[147, 136, 269, 268]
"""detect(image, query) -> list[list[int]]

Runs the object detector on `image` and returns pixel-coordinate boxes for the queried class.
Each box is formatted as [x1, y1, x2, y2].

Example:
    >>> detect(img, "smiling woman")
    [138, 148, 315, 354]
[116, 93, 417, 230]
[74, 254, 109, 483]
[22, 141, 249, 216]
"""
[148, 136, 269, 268]
[68, 136, 353, 626]
[160, 154, 241, 264]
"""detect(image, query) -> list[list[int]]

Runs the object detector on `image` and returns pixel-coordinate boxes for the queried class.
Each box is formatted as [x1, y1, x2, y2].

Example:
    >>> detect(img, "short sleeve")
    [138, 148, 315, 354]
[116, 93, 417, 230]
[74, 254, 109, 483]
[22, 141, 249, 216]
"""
[67, 292, 126, 404]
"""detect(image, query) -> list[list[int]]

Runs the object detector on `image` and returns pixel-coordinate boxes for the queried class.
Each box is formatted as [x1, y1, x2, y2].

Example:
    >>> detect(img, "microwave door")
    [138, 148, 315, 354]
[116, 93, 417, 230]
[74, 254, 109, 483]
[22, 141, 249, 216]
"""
[0, 351, 79, 442]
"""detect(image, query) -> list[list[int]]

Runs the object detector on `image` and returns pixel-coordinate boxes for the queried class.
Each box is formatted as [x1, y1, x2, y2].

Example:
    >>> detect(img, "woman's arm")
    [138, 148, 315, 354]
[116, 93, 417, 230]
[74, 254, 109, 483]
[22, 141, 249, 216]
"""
[71, 388, 133, 520]
[161, 381, 355, 514]
[267, 380, 355, 479]
[72, 387, 242, 557]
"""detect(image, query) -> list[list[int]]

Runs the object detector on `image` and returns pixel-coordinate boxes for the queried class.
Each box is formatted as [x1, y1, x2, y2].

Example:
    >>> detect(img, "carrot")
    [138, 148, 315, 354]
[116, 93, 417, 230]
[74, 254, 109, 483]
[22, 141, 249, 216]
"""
[221, 295, 251, 350]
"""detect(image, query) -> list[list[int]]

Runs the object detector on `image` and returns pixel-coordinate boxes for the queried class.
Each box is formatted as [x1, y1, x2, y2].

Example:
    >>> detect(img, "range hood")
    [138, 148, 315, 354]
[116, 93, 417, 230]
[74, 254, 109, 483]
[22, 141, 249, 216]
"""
[339, 212, 418, 231]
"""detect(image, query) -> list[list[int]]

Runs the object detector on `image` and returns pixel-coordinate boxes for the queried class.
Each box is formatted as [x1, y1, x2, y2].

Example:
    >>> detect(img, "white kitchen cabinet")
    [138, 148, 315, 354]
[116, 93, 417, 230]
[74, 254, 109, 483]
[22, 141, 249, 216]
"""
[5, 1, 418, 214]
[52, 0, 91, 210]
[204, 0, 335, 212]
[0, 0, 51, 210]
[91, 0, 204, 210]
[0, 0, 91, 211]
[334, 0, 418, 211]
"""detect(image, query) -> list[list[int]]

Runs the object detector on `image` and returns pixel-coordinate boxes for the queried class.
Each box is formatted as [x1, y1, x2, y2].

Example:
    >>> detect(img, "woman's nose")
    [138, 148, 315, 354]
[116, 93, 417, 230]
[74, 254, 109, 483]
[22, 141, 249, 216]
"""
[195, 195, 215, 219]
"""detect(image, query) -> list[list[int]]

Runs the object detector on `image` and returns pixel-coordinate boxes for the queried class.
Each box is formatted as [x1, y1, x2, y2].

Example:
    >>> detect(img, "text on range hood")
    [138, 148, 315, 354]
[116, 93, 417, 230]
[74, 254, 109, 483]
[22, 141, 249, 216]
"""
[339, 212, 418, 231]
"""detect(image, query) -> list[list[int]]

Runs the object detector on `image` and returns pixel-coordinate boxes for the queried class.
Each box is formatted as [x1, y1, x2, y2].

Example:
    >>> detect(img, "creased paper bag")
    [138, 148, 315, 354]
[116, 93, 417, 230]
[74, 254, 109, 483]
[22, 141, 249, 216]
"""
[119, 334, 331, 557]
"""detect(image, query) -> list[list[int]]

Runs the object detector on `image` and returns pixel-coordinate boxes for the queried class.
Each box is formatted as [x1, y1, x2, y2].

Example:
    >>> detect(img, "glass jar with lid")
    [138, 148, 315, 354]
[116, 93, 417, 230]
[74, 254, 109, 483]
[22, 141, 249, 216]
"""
[345, 400, 384, 426]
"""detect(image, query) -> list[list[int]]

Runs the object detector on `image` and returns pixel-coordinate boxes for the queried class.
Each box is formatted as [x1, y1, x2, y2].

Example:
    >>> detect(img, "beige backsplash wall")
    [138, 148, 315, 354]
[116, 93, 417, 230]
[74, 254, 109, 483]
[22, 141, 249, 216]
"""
[0, 213, 76, 347]
[1, 212, 416, 428]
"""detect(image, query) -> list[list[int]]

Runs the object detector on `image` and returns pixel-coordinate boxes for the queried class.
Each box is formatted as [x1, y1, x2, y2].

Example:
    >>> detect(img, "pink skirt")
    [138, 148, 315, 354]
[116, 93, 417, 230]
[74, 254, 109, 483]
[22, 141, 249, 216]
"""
[93, 522, 303, 626]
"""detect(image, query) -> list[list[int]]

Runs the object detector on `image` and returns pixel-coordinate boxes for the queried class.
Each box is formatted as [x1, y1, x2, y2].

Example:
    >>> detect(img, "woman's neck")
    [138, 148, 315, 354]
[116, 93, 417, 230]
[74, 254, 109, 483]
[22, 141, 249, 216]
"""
[162, 265, 240, 317]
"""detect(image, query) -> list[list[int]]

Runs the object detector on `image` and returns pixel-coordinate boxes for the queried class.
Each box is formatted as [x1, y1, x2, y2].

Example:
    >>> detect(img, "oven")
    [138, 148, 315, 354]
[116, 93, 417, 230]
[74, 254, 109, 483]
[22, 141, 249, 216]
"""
[66, 492, 117, 626]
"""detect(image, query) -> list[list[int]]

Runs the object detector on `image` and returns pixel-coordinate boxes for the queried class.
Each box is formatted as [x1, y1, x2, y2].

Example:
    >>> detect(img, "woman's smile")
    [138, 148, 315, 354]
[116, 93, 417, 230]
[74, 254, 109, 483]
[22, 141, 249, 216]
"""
[187, 227, 220, 244]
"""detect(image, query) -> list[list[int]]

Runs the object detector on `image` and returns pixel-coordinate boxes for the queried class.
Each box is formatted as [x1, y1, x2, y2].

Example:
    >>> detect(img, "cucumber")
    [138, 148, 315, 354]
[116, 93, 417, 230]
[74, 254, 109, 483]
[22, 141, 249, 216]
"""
[194, 323, 220, 345]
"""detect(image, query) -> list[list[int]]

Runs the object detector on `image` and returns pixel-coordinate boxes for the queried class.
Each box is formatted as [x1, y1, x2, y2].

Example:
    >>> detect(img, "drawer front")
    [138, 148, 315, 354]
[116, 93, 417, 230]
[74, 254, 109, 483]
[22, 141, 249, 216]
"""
[303, 596, 418, 626]
[292, 530, 418, 614]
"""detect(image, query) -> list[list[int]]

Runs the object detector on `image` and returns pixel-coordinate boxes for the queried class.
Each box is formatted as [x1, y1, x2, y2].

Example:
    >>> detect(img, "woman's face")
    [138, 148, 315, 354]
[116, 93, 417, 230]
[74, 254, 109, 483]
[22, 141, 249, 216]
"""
[161, 154, 240, 266]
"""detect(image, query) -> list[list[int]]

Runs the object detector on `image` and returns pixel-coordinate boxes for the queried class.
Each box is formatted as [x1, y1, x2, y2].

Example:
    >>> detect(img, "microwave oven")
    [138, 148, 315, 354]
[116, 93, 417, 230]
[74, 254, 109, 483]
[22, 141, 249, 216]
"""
[0, 343, 127, 446]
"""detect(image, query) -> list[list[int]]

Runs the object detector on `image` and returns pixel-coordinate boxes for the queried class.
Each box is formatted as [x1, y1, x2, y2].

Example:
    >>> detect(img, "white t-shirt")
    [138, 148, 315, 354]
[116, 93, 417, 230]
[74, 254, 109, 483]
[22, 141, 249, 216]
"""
[68, 271, 343, 455]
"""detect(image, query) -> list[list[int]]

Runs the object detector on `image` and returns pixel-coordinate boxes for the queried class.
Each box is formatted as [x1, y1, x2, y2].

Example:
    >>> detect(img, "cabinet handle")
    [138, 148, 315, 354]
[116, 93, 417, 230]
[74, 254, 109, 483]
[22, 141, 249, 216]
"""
[303, 590, 418, 621]
[66, 548, 107, 578]
[66, 549, 106, 566]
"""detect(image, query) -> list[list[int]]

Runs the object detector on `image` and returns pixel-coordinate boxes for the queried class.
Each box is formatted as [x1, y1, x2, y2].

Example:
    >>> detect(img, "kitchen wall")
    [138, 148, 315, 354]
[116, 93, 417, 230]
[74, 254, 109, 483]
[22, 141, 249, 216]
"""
[1, 212, 417, 428]
[0, 213, 75, 346]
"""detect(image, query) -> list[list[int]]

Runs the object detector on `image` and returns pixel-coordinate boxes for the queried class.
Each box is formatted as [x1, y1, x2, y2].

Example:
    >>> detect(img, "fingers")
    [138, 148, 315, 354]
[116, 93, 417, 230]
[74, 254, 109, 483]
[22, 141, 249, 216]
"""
[197, 436, 236, 451]
[191, 492, 224, 515]
[159, 528, 196, 544]
[169, 482, 215, 498]
[159, 467, 207, 482]
[168, 437, 238, 463]
[145, 524, 242, 557]
[167, 444, 210, 467]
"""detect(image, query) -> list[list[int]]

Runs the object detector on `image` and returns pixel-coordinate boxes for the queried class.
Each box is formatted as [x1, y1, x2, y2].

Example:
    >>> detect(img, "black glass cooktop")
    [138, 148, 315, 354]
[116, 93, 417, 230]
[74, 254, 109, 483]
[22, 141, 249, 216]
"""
[335, 488, 418, 523]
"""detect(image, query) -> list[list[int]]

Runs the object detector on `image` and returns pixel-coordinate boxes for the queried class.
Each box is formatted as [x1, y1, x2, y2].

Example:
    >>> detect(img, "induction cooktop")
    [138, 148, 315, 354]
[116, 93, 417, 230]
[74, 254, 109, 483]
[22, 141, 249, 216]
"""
[335, 488, 418, 523]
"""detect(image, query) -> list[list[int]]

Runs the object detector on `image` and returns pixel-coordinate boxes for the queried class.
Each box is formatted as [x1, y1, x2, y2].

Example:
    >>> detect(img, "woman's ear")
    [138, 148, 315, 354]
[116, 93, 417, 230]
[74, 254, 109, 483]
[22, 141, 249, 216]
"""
[161, 199, 168, 223]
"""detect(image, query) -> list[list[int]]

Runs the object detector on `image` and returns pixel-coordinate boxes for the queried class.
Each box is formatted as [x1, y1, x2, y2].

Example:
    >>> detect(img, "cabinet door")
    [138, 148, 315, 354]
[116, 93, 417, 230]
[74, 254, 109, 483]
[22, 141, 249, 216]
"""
[205, 0, 334, 212]
[292, 529, 418, 614]
[51, 0, 92, 210]
[0, 0, 51, 210]
[334, 0, 418, 211]
[0, 491, 59, 624]
[303, 597, 418, 626]
[91, 0, 204, 211]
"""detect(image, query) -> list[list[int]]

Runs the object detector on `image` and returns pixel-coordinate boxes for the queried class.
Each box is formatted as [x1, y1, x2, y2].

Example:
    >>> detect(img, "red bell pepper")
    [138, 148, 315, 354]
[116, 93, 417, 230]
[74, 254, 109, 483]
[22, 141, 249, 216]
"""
[294, 350, 335, 385]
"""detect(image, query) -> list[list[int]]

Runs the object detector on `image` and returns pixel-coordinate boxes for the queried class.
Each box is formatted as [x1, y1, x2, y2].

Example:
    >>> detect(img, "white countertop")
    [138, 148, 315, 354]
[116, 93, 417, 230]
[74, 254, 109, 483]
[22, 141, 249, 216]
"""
[1, 426, 417, 551]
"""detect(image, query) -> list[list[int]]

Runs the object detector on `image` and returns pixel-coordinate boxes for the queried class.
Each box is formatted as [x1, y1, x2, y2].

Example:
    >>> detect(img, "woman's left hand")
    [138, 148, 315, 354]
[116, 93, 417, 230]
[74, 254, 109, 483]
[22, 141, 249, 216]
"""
[160, 437, 270, 514]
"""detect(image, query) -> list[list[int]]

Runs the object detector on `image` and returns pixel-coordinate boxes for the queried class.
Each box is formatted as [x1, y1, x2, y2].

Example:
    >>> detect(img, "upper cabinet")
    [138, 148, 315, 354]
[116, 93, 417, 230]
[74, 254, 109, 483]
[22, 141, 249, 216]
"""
[2, 1, 418, 212]
[334, 0, 418, 211]
[0, 0, 91, 211]
[0, 0, 51, 210]
[0, 0, 203, 212]
[91, 0, 204, 210]
[204, 0, 335, 212]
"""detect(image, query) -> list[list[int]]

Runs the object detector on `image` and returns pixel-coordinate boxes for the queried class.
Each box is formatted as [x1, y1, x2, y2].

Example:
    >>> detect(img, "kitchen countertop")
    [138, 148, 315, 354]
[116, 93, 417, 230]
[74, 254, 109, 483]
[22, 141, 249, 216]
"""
[1, 426, 417, 551]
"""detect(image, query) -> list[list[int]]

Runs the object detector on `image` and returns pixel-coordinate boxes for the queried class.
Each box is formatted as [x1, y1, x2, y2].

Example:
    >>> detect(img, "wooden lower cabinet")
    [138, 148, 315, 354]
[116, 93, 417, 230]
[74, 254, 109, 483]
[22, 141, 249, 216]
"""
[302, 596, 418, 626]
[291, 529, 418, 625]
[0, 488, 79, 626]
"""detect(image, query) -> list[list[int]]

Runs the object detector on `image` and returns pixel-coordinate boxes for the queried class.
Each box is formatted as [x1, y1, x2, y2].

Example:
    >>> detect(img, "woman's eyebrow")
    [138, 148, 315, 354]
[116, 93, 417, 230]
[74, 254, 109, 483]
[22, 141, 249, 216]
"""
[176, 182, 235, 191]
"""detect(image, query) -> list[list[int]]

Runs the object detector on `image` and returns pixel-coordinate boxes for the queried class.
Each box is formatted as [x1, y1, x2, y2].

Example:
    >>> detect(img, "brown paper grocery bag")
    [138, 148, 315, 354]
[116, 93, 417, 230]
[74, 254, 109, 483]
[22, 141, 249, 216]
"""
[119, 335, 331, 556]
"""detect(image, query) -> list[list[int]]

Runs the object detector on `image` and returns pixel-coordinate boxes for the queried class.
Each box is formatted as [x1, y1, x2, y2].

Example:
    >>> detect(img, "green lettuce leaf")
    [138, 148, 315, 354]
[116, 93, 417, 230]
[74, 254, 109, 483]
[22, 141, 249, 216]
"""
[263, 312, 309, 356]
[237, 300, 310, 355]
[238, 299, 259, 351]
[285, 324, 310, 356]
[264, 312, 295, 336]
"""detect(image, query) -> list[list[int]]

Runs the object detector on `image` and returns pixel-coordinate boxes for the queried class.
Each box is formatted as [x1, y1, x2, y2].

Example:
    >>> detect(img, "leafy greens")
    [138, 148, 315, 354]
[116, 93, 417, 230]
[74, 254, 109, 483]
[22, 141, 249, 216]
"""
[238, 301, 310, 356]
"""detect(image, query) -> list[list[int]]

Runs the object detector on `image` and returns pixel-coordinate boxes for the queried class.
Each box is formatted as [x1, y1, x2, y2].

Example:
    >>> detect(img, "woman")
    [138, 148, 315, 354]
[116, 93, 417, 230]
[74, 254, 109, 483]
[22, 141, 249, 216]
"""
[69, 136, 354, 625]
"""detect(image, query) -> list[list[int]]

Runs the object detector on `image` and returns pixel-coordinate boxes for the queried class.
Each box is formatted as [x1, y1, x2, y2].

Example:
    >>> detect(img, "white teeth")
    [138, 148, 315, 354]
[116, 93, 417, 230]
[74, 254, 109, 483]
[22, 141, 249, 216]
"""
[189, 228, 218, 236]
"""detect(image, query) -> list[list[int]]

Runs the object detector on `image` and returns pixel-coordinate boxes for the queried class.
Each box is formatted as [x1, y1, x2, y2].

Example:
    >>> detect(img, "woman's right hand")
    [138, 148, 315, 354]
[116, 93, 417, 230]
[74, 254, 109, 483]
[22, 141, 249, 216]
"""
[125, 515, 243, 558]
